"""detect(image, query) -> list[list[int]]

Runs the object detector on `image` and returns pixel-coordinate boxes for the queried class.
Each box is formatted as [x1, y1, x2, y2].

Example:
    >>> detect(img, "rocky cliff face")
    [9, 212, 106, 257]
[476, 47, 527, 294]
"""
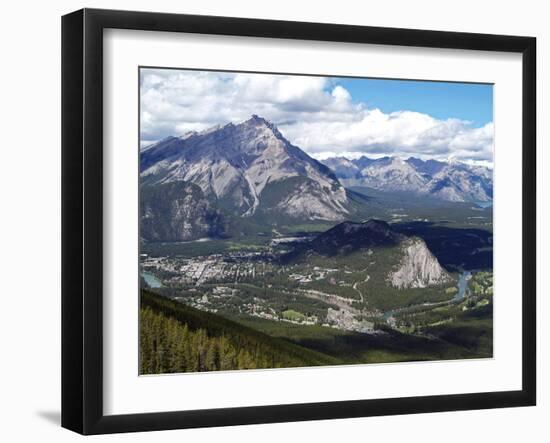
[140, 181, 226, 242]
[140, 115, 350, 221]
[389, 238, 451, 289]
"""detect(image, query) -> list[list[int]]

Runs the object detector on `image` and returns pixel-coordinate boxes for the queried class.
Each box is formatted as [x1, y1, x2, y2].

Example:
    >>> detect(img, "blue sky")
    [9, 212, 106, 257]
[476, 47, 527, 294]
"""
[337, 78, 493, 127]
[140, 68, 494, 166]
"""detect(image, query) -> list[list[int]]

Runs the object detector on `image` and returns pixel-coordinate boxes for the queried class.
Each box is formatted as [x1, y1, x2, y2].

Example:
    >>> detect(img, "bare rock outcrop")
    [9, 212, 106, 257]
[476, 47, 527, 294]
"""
[389, 238, 450, 289]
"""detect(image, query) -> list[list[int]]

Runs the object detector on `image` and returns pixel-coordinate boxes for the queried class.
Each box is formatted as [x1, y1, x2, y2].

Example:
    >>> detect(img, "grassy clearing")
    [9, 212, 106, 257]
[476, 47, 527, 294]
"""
[282, 309, 306, 321]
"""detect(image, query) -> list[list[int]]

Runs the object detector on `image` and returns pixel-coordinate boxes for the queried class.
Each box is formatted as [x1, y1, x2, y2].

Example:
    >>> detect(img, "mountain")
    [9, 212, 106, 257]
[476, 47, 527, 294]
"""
[289, 219, 450, 290]
[141, 115, 351, 222]
[140, 181, 227, 242]
[321, 157, 361, 179]
[354, 155, 379, 170]
[406, 157, 446, 176]
[321, 155, 493, 203]
[427, 162, 493, 202]
[307, 219, 404, 255]
[355, 157, 428, 193]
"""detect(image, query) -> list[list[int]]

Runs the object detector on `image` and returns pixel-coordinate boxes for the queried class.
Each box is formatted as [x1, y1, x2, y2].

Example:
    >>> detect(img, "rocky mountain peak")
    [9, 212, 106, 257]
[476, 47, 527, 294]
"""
[406, 157, 446, 176]
[248, 114, 269, 125]
[140, 116, 351, 221]
[390, 156, 405, 165]
[242, 115, 284, 138]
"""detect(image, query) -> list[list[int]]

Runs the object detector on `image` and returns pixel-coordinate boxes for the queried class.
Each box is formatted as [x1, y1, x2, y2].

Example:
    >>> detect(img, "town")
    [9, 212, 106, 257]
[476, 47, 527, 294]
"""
[140, 250, 385, 333]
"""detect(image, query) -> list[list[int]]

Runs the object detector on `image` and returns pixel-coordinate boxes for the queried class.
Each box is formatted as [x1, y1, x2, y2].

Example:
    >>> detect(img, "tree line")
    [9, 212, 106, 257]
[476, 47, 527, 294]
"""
[140, 306, 279, 373]
[139, 290, 337, 374]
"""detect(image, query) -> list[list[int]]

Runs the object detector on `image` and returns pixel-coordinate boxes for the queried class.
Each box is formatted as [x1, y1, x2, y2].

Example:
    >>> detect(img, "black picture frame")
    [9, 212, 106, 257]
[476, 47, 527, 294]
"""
[61, 8, 536, 435]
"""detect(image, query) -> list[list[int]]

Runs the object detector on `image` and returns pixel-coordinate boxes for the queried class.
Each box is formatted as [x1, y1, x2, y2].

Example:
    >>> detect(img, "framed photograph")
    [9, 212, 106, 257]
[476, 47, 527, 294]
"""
[62, 8, 536, 435]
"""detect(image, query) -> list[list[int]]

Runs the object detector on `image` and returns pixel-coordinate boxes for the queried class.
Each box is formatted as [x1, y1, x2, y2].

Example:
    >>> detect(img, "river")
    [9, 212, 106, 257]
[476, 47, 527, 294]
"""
[474, 201, 493, 209]
[141, 271, 163, 288]
[383, 271, 471, 321]
[455, 270, 472, 301]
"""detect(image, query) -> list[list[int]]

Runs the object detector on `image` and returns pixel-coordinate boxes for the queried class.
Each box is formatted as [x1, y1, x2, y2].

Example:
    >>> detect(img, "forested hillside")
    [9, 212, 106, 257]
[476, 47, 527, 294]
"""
[140, 290, 339, 374]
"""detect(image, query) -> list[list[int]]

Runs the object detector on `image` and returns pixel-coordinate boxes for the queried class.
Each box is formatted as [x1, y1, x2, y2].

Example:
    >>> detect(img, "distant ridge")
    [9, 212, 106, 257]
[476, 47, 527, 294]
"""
[307, 219, 404, 255]
[321, 155, 493, 203]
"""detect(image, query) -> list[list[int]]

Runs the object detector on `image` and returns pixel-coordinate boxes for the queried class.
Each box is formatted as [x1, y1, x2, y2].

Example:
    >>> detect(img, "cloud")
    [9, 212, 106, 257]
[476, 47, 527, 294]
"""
[140, 69, 493, 165]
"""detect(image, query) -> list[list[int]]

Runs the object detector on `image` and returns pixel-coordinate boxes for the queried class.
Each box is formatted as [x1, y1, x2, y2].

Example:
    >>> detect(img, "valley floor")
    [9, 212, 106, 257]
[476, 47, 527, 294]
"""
[139, 215, 493, 373]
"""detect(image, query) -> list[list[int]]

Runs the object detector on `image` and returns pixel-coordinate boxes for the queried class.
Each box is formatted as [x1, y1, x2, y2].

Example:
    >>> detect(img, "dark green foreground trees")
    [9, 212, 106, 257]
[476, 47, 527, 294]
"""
[139, 290, 338, 374]
[140, 307, 267, 373]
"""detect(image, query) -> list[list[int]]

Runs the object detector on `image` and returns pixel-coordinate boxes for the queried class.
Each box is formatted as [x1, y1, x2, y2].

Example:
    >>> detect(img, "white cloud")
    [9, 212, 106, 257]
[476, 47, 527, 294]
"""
[140, 69, 493, 165]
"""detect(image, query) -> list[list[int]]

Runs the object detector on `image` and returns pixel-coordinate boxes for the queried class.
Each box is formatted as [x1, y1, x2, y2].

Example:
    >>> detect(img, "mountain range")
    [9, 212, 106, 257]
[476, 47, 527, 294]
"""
[140, 115, 492, 242]
[321, 155, 493, 202]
